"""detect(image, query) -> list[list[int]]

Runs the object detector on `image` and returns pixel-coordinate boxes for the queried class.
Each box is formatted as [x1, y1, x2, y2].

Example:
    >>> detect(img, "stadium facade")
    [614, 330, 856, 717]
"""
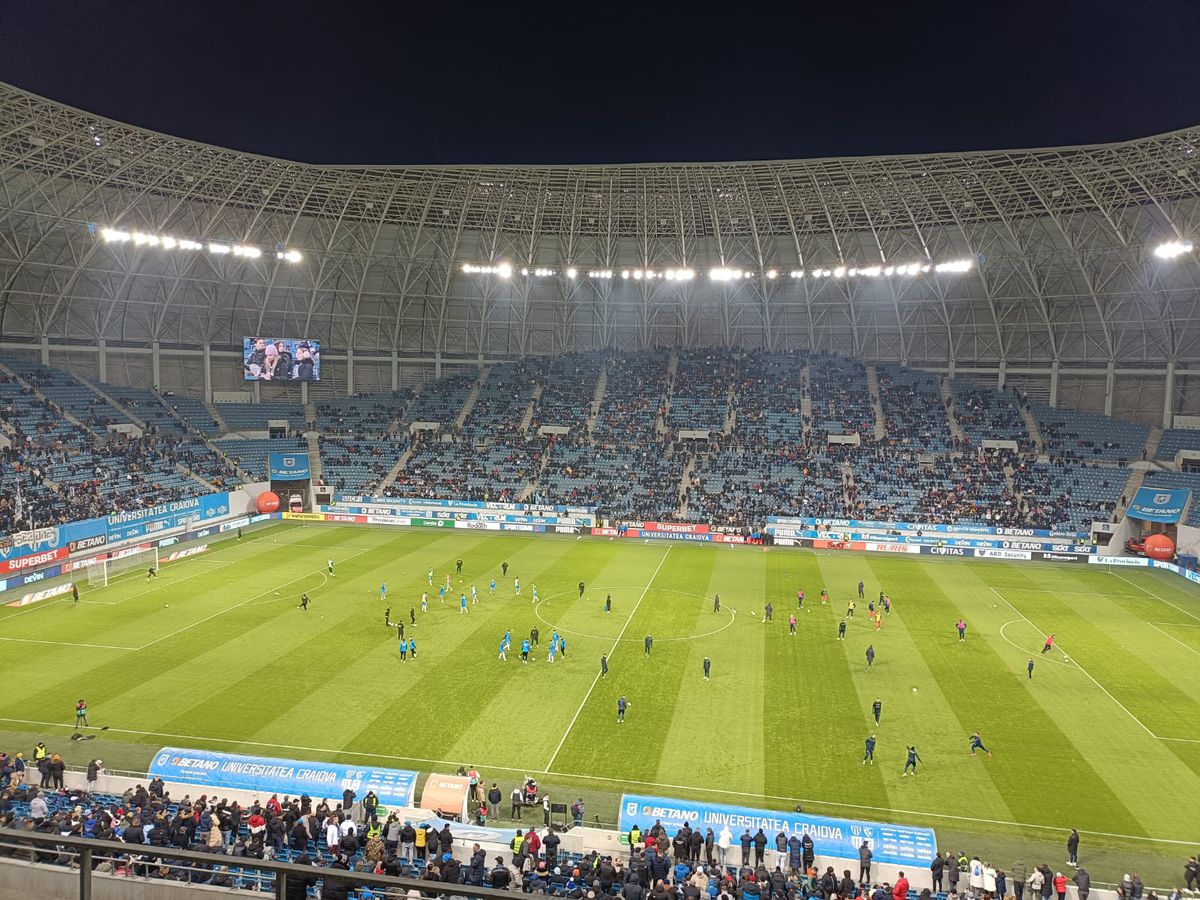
[1, 81, 1197, 424]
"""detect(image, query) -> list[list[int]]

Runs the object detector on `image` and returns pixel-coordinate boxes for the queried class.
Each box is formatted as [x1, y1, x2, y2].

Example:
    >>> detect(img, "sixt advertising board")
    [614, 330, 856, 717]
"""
[149, 747, 418, 808]
[619, 794, 935, 867]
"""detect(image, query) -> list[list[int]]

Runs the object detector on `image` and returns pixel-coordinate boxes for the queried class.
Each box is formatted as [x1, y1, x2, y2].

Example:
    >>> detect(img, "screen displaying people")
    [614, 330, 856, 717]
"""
[243, 337, 320, 381]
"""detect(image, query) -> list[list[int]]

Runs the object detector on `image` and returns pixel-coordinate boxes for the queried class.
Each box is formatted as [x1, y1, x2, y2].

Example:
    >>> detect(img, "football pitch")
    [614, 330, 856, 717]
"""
[2, 522, 1200, 882]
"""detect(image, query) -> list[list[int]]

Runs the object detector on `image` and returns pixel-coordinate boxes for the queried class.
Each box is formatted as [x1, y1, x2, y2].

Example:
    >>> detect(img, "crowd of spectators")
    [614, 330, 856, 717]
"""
[593, 353, 670, 444]
[461, 360, 547, 441]
[1, 756, 1150, 900]
[389, 434, 542, 503]
[808, 355, 875, 439]
[876, 367, 953, 454]
[530, 352, 604, 438]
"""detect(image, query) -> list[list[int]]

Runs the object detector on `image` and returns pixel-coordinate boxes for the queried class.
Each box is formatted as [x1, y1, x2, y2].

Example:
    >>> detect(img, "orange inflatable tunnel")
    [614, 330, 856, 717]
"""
[419, 774, 471, 822]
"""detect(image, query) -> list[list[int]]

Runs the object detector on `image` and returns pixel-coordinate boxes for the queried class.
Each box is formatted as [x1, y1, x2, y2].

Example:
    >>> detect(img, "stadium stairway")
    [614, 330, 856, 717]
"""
[676, 450, 697, 518]
[204, 399, 230, 433]
[586, 364, 608, 437]
[723, 385, 736, 435]
[941, 377, 966, 443]
[655, 350, 679, 438]
[454, 365, 491, 431]
[375, 443, 416, 494]
[1020, 404, 1046, 454]
[520, 383, 543, 433]
[306, 430, 323, 483]
[800, 362, 813, 437]
[866, 366, 886, 440]
[153, 393, 254, 483]
[87, 380, 149, 431]
[1117, 467, 1147, 514]
[0, 360, 90, 431]
[1144, 425, 1164, 461]
[518, 445, 551, 501]
[387, 382, 422, 436]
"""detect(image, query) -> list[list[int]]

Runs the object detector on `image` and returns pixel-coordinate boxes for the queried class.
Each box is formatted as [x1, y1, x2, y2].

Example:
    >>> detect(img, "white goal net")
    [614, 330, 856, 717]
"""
[87, 546, 160, 588]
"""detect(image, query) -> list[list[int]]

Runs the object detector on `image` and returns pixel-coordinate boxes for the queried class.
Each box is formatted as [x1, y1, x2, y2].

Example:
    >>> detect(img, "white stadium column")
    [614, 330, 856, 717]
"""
[1164, 360, 1176, 428]
[1104, 358, 1115, 416]
[202, 343, 213, 403]
[1049, 360, 1060, 408]
[151, 339, 161, 390]
[346, 348, 355, 396]
[97, 338, 107, 383]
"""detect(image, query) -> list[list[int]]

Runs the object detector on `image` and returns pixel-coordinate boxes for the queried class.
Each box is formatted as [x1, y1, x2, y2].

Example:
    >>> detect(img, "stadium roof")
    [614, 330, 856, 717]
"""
[2, 81, 1199, 367]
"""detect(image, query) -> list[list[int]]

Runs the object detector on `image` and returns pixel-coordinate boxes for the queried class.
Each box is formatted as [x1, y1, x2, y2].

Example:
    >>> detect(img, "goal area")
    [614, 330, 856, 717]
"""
[87, 546, 160, 588]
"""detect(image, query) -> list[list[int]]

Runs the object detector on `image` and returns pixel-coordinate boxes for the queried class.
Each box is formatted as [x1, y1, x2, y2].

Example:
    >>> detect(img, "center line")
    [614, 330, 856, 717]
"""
[544, 545, 672, 771]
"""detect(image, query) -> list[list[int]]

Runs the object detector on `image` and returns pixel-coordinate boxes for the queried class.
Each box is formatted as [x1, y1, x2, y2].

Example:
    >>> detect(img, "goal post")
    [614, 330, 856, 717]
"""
[87, 545, 160, 588]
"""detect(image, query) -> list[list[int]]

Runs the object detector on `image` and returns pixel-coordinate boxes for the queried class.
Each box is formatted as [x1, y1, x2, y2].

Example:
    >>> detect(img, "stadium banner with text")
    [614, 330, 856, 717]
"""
[323, 504, 589, 527]
[0, 517, 107, 562]
[269, 452, 312, 480]
[6, 581, 74, 608]
[768, 526, 1094, 554]
[150, 747, 417, 808]
[768, 516, 1089, 542]
[619, 794, 935, 867]
[1087, 555, 1150, 567]
[591, 526, 746, 544]
[325, 497, 594, 527]
[1, 547, 68, 573]
[1128, 487, 1192, 523]
[106, 493, 232, 543]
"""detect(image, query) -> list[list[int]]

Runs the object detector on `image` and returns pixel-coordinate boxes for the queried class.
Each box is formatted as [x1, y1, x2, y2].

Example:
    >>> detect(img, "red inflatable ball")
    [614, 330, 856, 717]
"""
[256, 492, 281, 514]
[1143, 533, 1175, 561]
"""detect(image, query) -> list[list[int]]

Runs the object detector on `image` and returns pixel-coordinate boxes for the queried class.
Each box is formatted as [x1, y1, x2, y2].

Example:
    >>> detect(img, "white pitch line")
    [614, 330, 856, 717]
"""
[1145, 621, 1200, 659]
[544, 546, 672, 771]
[0, 636, 136, 651]
[1111, 571, 1200, 625]
[0, 713, 1194, 847]
[134, 548, 372, 650]
[990, 586, 1158, 739]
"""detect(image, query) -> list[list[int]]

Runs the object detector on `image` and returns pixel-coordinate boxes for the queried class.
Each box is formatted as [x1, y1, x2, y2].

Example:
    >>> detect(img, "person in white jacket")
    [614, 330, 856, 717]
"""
[718, 825, 732, 867]
[970, 856, 985, 897]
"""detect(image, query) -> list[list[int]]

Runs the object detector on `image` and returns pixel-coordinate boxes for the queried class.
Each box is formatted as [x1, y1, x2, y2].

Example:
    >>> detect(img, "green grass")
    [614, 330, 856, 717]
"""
[3, 522, 1200, 887]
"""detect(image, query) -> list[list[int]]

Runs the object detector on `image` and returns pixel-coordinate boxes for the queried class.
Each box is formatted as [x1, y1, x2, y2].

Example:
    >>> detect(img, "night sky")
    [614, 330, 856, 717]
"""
[2, 0, 1199, 166]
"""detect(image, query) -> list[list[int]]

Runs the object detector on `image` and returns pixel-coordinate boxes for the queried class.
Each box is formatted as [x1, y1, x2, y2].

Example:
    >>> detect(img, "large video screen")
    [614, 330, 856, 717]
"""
[243, 337, 320, 382]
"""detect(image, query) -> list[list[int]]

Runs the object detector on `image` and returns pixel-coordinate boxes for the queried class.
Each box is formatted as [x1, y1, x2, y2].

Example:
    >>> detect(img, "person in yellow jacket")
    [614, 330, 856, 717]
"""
[628, 825, 641, 847]
[415, 821, 427, 860]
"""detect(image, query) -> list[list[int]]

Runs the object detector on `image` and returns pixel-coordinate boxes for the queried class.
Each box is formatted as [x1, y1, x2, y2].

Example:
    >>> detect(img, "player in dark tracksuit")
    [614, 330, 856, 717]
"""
[872, 698, 882, 725]
[863, 735, 876, 765]
[903, 746, 921, 776]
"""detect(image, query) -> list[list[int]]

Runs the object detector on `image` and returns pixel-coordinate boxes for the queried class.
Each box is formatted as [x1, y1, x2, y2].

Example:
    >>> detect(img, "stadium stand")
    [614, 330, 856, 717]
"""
[403, 375, 476, 430]
[164, 395, 223, 437]
[214, 438, 308, 481]
[1032, 403, 1148, 463]
[732, 351, 808, 446]
[951, 380, 1032, 450]
[592, 352, 669, 444]
[808, 354, 874, 438]
[1142, 469, 1200, 526]
[461, 360, 546, 440]
[388, 435, 541, 503]
[1155, 427, 1200, 460]
[667, 350, 738, 433]
[216, 402, 307, 433]
[315, 392, 413, 437]
[876, 365, 953, 453]
[529, 351, 603, 437]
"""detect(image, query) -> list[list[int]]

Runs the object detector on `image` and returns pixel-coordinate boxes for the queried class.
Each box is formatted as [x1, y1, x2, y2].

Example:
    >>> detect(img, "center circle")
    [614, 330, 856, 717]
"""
[531, 586, 737, 643]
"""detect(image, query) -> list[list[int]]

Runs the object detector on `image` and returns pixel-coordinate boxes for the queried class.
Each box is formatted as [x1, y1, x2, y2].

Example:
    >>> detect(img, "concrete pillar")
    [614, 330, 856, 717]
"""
[202, 344, 213, 403]
[39, 334, 49, 365]
[301, 381, 308, 405]
[435, 350, 443, 379]
[1049, 360, 1060, 408]
[345, 348, 355, 396]
[151, 340, 161, 390]
[97, 338, 107, 383]
[1104, 359, 1115, 417]
[1164, 360, 1176, 429]
[391, 351, 400, 392]
[997, 360, 1007, 391]
[946, 357, 956, 380]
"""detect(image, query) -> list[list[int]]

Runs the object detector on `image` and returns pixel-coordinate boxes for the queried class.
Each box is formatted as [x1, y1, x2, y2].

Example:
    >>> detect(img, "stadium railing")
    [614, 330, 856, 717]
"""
[0, 829, 518, 900]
